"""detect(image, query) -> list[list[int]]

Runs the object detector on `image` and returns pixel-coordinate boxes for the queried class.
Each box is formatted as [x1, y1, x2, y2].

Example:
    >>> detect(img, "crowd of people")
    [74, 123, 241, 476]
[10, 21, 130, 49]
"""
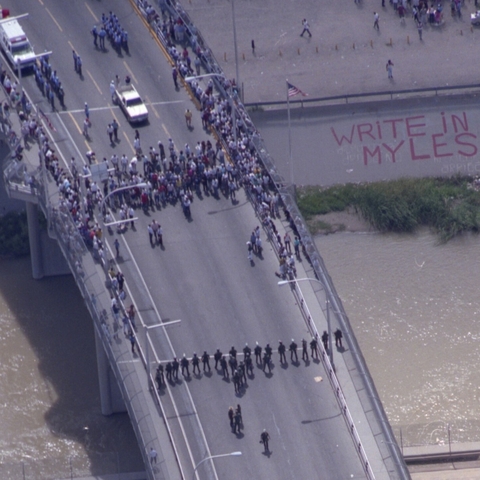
[91, 11, 129, 54]
[33, 56, 65, 109]
[151, 335, 347, 397]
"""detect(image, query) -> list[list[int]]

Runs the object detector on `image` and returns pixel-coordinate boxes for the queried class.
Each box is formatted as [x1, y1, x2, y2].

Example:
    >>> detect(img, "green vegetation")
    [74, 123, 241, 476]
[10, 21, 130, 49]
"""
[0, 211, 30, 257]
[297, 176, 480, 241]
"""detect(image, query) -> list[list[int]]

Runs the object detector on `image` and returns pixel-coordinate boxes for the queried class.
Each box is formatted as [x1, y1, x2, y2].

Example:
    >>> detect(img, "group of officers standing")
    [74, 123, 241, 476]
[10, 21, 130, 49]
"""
[153, 330, 344, 394]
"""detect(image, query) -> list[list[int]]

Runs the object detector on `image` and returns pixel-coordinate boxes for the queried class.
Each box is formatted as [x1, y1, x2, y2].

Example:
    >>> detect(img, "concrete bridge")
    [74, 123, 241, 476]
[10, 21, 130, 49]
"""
[0, 1, 410, 479]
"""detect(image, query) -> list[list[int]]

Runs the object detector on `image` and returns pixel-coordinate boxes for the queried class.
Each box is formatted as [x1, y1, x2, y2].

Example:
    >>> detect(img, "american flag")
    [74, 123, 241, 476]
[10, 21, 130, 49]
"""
[287, 81, 307, 97]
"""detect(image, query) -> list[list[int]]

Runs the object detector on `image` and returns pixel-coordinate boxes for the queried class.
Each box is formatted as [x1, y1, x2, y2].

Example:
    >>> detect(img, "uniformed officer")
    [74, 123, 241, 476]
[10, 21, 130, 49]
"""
[172, 357, 179, 380]
[155, 364, 164, 389]
[201, 351, 210, 372]
[289, 339, 298, 362]
[278, 341, 286, 364]
[245, 355, 253, 375]
[254, 342, 262, 364]
[229, 345, 237, 359]
[302, 339, 309, 361]
[265, 343, 273, 360]
[214, 349, 222, 369]
[181, 355, 190, 377]
[243, 343, 251, 359]
[262, 352, 271, 373]
[165, 361, 173, 382]
[311, 337, 319, 359]
[220, 356, 229, 378]
[192, 353, 200, 375]
[229, 355, 237, 376]
[260, 430, 270, 453]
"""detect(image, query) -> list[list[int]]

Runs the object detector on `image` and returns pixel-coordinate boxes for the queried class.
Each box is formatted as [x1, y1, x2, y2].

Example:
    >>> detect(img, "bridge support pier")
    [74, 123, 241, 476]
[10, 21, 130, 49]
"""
[26, 201, 43, 279]
[95, 326, 126, 415]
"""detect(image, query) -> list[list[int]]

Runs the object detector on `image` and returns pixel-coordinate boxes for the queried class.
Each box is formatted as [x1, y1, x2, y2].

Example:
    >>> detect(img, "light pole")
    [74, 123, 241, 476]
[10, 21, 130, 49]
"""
[100, 182, 146, 220]
[185, 74, 237, 147]
[278, 277, 335, 369]
[145, 319, 181, 388]
[192, 451, 242, 480]
[231, 0, 240, 101]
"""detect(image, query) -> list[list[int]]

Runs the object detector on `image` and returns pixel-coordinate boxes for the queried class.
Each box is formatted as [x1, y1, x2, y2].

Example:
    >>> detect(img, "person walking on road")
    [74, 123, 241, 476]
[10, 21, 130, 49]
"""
[72, 50, 78, 72]
[373, 12, 380, 30]
[417, 21, 423, 41]
[260, 430, 270, 453]
[84, 102, 90, 122]
[83, 118, 90, 137]
[107, 123, 114, 145]
[172, 67, 179, 89]
[228, 406, 235, 429]
[76, 55, 82, 76]
[112, 119, 119, 142]
[129, 330, 136, 354]
[300, 18, 312, 37]
[221, 356, 229, 378]
[185, 108, 192, 128]
[262, 352, 271, 373]
[386, 59, 394, 79]
[289, 339, 298, 362]
[114, 238, 120, 258]
[92, 25, 98, 48]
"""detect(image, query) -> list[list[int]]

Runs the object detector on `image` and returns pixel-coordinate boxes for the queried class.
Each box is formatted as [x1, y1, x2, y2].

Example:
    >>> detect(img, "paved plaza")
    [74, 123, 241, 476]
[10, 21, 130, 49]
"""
[185, 0, 480, 104]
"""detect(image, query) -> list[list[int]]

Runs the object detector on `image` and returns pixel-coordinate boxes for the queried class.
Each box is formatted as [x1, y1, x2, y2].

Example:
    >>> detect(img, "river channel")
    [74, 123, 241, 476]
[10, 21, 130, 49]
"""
[0, 257, 144, 479]
[317, 228, 480, 447]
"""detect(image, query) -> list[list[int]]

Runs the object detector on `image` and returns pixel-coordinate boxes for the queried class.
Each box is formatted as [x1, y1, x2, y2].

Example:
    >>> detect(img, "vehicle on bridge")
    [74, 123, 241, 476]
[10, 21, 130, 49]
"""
[0, 17, 36, 70]
[113, 83, 148, 123]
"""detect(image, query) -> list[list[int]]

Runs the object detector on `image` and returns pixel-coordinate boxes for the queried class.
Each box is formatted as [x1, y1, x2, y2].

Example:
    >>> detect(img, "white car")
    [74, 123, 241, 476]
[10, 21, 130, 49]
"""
[471, 11, 480, 26]
[114, 83, 148, 123]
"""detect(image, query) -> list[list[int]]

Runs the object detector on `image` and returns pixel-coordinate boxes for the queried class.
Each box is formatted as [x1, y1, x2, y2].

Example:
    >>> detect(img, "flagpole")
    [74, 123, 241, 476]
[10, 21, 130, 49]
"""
[286, 80, 293, 188]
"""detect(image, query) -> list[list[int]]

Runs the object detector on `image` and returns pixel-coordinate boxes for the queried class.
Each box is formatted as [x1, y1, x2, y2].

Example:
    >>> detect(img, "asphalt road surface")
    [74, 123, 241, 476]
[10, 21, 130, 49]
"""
[10, 0, 370, 478]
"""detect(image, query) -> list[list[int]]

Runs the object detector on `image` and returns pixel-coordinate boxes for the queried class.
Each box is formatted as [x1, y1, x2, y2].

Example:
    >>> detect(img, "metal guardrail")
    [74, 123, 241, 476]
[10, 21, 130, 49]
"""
[243, 83, 480, 109]
[138, 0, 410, 478]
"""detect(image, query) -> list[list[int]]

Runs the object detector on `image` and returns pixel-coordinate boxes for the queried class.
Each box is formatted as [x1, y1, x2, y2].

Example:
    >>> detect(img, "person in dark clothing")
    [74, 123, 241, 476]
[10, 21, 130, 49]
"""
[165, 361, 173, 382]
[265, 343, 273, 359]
[220, 356, 229, 378]
[172, 357, 179, 380]
[233, 371, 240, 393]
[243, 343, 251, 359]
[302, 339, 309, 361]
[254, 343, 262, 364]
[155, 364, 164, 389]
[321, 331, 329, 351]
[260, 430, 270, 452]
[245, 355, 253, 375]
[229, 346, 237, 359]
[233, 411, 242, 433]
[202, 351, 211, 372]
[192, 353, 200, 375]
[334, 329, 343, 348]
[278, 341, 286, 363]
[262, 352, 271, 373]
[181, 355, 190, 377]
[214, 349, 222, 369]
[229, 356, 238, 376]
[228, 406, 235, 428]
[289, 339, 298, 362]
[238, 362, 247, 384]
[310, 337, 319, 359]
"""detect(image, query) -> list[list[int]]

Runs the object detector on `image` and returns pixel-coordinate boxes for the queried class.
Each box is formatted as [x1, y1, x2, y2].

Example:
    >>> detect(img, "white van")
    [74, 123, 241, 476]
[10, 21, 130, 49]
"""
[0, 19, 36, 69]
